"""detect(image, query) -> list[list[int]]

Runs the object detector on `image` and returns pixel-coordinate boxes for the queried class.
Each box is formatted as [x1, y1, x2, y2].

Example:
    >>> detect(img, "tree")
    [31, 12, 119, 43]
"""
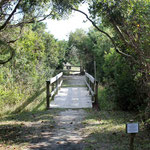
[0, 0, 82, 64]
[0, 22, 68, 111]
[68, 29, 94, 67]
[68, 0, 150, 117]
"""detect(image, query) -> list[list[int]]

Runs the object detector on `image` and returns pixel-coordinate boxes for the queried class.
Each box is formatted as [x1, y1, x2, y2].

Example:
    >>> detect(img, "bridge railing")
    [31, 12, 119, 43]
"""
[85, 72, 99, 109]
[46, 72, 63, 109]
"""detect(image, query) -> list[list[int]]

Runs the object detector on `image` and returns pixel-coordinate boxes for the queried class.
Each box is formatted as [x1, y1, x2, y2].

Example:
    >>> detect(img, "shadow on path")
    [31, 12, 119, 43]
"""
[0, 109, 86, 150]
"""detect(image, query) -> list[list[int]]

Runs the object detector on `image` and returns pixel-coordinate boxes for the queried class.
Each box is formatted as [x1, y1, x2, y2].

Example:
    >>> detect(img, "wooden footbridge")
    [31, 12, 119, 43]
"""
[46, 67, 99, 109]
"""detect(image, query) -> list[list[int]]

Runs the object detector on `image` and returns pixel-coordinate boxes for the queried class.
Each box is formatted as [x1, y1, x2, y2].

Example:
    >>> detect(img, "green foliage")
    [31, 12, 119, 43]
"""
[68, 29, 95, 67]
[0, 86, 23, 107]
[68, 0, 150, 114]
[0, 0, 82, 65]
[0, 22, 67, 115]
[98, 85, 116, 110]
[52, 0, 84, 17]
[83, 109, 150, 150]
[102, 49, 142, 110]
[0, 39, 14, 64]
[68, 23, 147, 111]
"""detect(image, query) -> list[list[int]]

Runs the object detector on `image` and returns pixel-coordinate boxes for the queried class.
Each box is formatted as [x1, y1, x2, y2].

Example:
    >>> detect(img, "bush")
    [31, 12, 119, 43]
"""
[98, 85, 116, 110]
[102, 49, 144, 111]
[0, 86, 23, 109]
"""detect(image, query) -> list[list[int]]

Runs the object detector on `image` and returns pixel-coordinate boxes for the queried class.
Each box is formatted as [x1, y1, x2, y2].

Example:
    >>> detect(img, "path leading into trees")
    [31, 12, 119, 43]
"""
[50, 75, 92, 109]
[27, 75, 92, 150]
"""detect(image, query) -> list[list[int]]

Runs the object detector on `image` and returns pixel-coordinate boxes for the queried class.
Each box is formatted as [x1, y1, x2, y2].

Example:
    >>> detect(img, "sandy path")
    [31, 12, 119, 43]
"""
[25, 75, 91, 150]
[28, 109, 87, 150]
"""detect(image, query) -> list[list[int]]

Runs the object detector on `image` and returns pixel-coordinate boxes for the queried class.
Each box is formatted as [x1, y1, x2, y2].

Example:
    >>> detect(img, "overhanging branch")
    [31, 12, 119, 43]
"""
[0, 49, 15, 65]
[72, 7, 135, 60]
[8, 11, 53, 28]
[0, 0, 22, 31]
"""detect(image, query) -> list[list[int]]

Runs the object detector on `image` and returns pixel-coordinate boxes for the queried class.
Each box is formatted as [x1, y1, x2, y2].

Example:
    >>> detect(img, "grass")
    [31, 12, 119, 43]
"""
[98, 85, 116, 111]
[1, 108, 149, 150]
[63, 66, 80, 72]
[13, 87, 46, 113]
[82, 109, 150, 150]
[0, 85, 54, 149]
[62, 85, 86, 87]
[63, 66, 80, 75]
[0, 79, 149, 149]
[0, 86, 47, 117]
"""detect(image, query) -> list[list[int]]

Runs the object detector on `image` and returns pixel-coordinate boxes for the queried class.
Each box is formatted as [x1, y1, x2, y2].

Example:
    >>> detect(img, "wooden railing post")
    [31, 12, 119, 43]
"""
[86, 76, 88, 90]
[89, 80, 91, 95]
[51, 83, 55, 100]
[92, 81, 95, 102]
[85, 72, 100, 110]
[46, 80, 50, 109]
[59, 76, 61, 90]
[95, 80, 99, 107]
[56, 76, 58, 94]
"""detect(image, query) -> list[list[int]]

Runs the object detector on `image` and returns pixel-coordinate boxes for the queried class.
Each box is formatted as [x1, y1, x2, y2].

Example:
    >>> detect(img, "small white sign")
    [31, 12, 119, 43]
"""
[126, 123, 139, 133]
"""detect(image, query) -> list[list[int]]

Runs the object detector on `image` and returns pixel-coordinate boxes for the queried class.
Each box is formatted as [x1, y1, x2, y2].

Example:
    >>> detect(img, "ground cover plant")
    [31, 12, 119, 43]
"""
[82, 109, 150, 150]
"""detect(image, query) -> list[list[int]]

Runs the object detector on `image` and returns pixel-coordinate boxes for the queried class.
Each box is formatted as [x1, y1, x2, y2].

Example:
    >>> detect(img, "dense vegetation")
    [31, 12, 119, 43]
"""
[0, 0, 71, 114]
[0, 22, 67, 114]
[67, 0, 150, 127]
[0, 0, 150, 128]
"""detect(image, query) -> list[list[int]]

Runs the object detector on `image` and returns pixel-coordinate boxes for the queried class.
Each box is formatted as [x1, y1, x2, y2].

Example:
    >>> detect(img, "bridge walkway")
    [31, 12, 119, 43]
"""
[50, 75, 92, 108]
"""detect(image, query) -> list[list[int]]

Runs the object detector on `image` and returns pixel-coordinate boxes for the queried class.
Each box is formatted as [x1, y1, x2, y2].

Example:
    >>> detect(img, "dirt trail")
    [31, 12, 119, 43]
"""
[0, 75, 90, 150]
[28, 109, 87, 150]
[28, 76, 90, 150]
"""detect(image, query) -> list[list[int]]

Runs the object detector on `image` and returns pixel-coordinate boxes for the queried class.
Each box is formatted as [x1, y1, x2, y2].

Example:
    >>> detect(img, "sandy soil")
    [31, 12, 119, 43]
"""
[27, 109, 87, 150]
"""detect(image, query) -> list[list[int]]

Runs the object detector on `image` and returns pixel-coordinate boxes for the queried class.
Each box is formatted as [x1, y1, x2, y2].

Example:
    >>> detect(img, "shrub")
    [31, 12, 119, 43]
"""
[102, 49, 144, 111]
[0, 86, 23, 109]
[98, 85, 116, 110]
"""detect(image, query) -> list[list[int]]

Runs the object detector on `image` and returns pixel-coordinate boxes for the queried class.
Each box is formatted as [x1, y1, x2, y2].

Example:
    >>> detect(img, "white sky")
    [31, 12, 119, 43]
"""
[44, 4, 91, 40]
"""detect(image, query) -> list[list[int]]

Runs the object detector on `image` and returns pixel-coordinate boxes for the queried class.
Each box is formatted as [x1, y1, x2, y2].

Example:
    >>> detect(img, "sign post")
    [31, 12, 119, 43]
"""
[126, 120, 139, 150]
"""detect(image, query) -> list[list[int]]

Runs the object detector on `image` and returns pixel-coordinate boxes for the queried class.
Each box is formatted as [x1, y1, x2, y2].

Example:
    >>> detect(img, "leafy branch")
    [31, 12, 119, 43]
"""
[71, 7, 136, 61]
[0, 45, 15, 65]
[0, 0, 22, 31]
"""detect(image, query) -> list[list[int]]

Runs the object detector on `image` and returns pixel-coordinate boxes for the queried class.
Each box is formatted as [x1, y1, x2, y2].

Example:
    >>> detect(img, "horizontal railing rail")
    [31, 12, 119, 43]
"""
[46, 72, 63, 109]
[85, 72, 99, 109]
